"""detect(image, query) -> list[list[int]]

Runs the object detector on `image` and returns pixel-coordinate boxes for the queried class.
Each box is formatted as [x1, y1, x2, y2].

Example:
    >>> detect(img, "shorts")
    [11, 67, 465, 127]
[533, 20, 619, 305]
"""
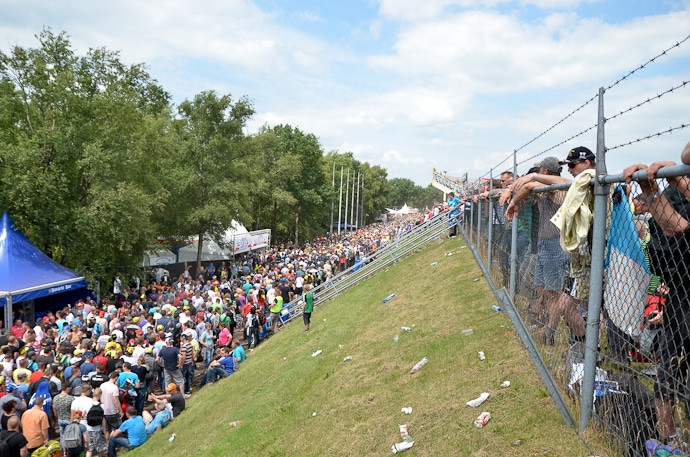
[104, 413, 122, 435]
[534, 238, 569, 291]
[164, 368, 184, 387]
[303, 312, 311, 325]
[87, 430, 107, 453]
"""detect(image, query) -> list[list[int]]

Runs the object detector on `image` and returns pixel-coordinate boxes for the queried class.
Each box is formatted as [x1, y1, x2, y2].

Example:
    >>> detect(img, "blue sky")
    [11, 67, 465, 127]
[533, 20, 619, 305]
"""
[1, 0, 689, 185]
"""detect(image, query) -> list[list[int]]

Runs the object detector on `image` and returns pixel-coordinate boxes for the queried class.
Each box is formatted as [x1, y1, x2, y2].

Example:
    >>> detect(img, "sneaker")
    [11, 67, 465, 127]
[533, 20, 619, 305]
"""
[183, 393, 191, 399]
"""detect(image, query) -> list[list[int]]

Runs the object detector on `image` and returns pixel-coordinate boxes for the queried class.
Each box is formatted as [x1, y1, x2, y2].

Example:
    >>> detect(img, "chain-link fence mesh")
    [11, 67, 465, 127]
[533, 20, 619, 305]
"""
[461, 168, 690, 456]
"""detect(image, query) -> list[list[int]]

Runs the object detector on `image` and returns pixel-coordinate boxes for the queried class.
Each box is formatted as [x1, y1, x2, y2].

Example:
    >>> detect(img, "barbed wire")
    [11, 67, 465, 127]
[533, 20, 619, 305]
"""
[480, 32, 690, 174]
[606, 80, 689, 122]
[517, 123, 598, 167]
[607, 123, 689, 150]
[605, 34, 690, 92]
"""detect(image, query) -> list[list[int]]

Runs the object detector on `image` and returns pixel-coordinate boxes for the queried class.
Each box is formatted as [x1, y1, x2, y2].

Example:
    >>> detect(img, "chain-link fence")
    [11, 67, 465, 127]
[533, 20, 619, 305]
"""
[449, 30, 690, 455]
[462, 156, 690, 455]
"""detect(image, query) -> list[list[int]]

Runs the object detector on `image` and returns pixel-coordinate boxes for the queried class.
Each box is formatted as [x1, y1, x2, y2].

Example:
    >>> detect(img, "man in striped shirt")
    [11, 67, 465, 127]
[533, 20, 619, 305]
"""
[179, 334, 194, 398]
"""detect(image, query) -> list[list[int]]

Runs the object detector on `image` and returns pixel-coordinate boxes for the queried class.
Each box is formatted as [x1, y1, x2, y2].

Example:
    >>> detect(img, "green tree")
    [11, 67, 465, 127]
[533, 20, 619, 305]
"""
[388, 178, 420, 208]
[247, 124, 326, 244]
[164, 90, 254, 274]
[0, 29, 171, 286]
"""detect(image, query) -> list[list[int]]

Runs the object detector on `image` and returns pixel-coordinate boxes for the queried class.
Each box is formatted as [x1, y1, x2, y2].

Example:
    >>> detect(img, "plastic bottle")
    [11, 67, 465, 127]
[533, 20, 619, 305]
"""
[383, 293, 396, 303]
[311, 349, 323, 357]
[229, 420, 242, 427]
[393, 334, 399, 343]
[343, 356, 353, 362]
[401, 327, 412, 332]
[169, 433, 176, 442]
[409, 357, 428, 374]
[391, 440, 415, 453]
[492, 305, 501, 312]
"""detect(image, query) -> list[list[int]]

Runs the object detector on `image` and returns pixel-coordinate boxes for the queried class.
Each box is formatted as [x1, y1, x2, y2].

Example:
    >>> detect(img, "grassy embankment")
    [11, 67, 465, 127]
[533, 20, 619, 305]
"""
[128, 236, 612, 456]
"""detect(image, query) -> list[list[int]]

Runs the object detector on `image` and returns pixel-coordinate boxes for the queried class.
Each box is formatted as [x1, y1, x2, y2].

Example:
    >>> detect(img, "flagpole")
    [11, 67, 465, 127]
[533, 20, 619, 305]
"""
[337, 166, 343, 235]
[355, 172, 360, 229]
[344, 169, 350, 233]
[329, 160, 335, 234]
[350, 170, 355, 231]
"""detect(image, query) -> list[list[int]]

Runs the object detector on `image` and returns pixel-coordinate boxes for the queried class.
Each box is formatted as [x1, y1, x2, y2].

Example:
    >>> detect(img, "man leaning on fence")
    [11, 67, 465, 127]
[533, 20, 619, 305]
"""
[623, 141, 690, 449]
[505, 156, 571, 336]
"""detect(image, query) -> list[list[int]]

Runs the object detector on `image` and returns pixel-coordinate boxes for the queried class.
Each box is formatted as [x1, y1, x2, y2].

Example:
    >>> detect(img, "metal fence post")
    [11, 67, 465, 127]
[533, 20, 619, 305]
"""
[487, 169, 494, 270]
[579, 87, 610, 432]
[509, 150, 518, 300]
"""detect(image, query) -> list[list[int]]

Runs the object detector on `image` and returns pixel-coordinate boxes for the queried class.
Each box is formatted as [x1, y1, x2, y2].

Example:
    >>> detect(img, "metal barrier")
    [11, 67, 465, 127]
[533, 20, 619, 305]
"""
[280, 210, 452, 323]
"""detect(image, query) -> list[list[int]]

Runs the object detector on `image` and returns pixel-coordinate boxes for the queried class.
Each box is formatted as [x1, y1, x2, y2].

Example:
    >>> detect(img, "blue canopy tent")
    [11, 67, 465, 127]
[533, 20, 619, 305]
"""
[0, 212, 87, 328]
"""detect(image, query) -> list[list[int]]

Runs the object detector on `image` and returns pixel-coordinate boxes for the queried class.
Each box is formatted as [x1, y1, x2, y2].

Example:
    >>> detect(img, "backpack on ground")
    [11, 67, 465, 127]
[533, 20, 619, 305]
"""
[87, 402, 105, 427]
[63, 422, 84, 450]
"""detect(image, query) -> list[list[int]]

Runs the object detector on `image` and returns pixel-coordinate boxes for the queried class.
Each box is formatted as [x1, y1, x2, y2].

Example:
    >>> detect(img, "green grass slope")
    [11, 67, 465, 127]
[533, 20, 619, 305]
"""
[129, 237, 610, 457]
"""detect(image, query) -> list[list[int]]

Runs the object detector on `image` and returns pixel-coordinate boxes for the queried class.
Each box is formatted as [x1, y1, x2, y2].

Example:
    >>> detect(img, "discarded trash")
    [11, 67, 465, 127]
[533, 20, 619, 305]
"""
[460, 246, 466, 249]
[466, 392, 490, 407]
[312, 412, 317, 417]
[401, 407, 413, 415]
[430, 262, 438, 266]
[401, 327, 413, 332]
[323, 318, 327, 322]
[343, 356, 353, 362]
[383, 293, 396, 303]
[229, 420, 242, 427]
[399, 424, 410, 439]
[478, 351, 486, 361]
[311, 349, 323, 357]
[393, 334, 399, 343]
[283, 356, 287, 361]
[447, 252, 453, 256]
[168, 433, 176, 442]
[474, 411, 491, 428]
[472, 278, 481, 282]
[501, 380, 511, 388]
[512, 439, 522, 446]
[492, 305, 502, 312]
[409, 357, 428, 374]
[462, 328, 473, 336]
[391, 440, 415, 453]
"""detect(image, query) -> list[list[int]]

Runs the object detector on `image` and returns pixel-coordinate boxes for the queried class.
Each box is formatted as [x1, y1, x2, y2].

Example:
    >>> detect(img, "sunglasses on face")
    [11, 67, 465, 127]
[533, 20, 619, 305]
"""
[567, 161, 582, 169]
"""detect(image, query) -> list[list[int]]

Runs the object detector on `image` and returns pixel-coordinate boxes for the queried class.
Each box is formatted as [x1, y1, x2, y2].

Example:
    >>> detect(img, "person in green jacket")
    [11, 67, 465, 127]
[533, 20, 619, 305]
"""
[303, 285, 314, 332]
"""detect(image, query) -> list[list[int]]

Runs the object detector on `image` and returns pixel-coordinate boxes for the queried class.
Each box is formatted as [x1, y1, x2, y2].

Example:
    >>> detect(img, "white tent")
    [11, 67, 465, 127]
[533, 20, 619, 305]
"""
[143, 248, 176, 266]
[385, 203, 416, 215]
[177, 239, 232, 262]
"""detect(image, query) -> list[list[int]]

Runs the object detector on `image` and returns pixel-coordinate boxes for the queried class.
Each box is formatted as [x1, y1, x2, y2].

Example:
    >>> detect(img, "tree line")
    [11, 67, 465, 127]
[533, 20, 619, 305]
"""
[0, 29, 441, 286]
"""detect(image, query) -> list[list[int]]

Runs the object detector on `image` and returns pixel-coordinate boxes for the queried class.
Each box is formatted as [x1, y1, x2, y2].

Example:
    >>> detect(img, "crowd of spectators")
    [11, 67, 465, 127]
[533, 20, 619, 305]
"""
[0, 211, 442, 456]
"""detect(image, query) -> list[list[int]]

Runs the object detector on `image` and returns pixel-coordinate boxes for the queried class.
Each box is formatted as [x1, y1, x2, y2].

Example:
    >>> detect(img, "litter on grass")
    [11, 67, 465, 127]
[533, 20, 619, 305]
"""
[466, 392, 490, 408]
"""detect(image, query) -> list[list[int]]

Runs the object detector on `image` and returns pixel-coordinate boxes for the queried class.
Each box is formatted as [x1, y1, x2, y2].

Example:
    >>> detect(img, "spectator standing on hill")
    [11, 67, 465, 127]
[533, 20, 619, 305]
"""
[100, 372, 122, 446]
[21, 396, 49, 454]
[446, 191, 461, 238]
[1, 416, 28, 457]
[303, 284, 314, 332]
[157, 337, 184, 394]
[623, 142, 690, 448]
[506, 156, 570, 331]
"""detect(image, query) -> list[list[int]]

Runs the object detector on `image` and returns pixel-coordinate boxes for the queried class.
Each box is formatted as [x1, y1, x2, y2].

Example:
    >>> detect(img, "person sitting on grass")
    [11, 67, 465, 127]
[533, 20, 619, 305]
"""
[142, 401, 172, 436]
[199, 347, 235, 387]
[107, 406, 146, 457]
